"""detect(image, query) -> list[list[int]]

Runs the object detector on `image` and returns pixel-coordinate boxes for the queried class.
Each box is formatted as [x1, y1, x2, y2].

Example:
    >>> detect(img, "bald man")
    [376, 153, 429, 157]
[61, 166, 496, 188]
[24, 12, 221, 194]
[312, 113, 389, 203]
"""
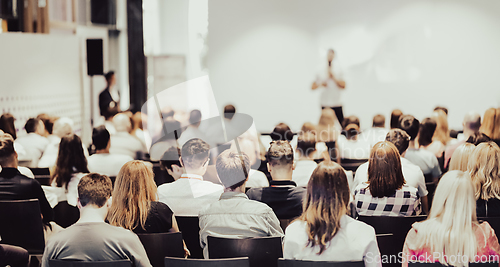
[444, 111, 481, 169]
[109, 113, 147, 159]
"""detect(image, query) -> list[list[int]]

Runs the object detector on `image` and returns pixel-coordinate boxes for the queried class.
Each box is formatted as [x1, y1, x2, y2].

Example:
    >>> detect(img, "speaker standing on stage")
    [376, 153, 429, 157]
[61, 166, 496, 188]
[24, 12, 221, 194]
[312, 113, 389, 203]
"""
[99, 71, 121, 120]
[311, 49, 346, 125]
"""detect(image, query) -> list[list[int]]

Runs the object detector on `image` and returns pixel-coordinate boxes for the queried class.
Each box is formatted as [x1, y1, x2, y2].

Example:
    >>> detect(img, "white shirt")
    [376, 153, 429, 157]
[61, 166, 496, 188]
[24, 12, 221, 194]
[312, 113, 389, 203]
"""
[87, 153, 133, 177]
[38, 136, 61, 168]
[110, 132, 146, 159]
[246, 169, 269, 188]
[352, 158, 428, 197]
[43, 173, 86, 207]
[284, 216, 381, 267]
[337, 135, 371, 160]
[292, 160, 318, 187]
[157, 174, 224, 217]
[15, 133, 49, 167]
[404, 148, 442, 178]
[358, 128, 389, 148]
[316, 63, 344, 107]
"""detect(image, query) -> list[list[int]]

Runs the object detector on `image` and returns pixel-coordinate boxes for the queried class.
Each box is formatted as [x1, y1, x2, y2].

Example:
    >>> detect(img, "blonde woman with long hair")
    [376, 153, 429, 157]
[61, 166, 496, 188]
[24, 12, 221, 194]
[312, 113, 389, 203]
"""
[107, 160, 178, 233]
[283, 161, 381, 267]
[468, 142, 500, 217]
[402, 171, 500, 266]
[448, 143, 476, 172]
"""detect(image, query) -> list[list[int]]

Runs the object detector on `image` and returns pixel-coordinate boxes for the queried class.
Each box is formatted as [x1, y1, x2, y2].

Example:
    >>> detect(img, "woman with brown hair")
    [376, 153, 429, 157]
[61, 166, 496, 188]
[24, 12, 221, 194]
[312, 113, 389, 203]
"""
[107, 160, 177, 234]
[283, 161, 380, 266]
[418, 117, 444, 158]
[480, 108, 500, 147]
[354, 141, 420, 216]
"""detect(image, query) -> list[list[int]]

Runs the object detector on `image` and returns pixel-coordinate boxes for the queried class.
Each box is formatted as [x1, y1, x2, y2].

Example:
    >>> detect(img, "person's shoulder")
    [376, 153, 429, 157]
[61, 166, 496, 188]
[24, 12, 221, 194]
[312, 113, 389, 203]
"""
[246, 187, 264, 199]
[150, 201, 172, 212]
[346, 216, 375, 234]
[285, 220, 306, 235]
[247, 198, 275, 214]
[401, 185, 419, 196]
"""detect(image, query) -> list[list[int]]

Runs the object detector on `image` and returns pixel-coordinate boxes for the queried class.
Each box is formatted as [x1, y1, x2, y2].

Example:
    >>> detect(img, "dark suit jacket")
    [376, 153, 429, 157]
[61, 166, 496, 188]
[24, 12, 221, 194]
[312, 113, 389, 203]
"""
[0, 168, 53, 224]
[99, 88, 120, 119]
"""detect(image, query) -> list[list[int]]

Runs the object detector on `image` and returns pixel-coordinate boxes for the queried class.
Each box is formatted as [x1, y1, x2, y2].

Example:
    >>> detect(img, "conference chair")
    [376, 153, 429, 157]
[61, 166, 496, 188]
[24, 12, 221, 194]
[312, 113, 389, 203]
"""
[49, 260, 132, 267]
[137, 232, 184, 267]
[408, 263, 497, 266]
[207, 236, 283, 267]
[175, 216, 203, 259]
[0, 199, 45, 255]
[340, 158, 368, 173]
[164, 257, 250, 267]
[278, 259, 365, 267]
[53, 201, 80, 228]
[30, 167, 51, 185]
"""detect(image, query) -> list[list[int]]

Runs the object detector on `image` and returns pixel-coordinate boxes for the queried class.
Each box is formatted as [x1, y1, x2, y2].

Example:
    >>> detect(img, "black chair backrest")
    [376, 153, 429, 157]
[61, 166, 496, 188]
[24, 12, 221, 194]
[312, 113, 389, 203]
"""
[278, 259, 365, 267]
[109, 176, 116, 187]
[53, 201, 80, 228]
[137, 232, 184, 267]
[207, 236, 283, 267]
[0, 199, 45, 254]
[164, 257, 250, 267]
[29, 167, 50, 176]
[152, 163, 173, 187]
[408, 263, 498, 266]
[175, 216, 203, 259]
[49, 260, 131, 267]
[35, 176, 51, 186]
[340, 158, 368, 172]
[478, 217, 500, 236]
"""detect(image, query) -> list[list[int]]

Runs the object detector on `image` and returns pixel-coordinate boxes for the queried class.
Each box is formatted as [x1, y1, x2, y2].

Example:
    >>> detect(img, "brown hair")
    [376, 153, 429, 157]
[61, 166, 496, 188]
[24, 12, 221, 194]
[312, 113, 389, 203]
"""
[0, 113, 16, 140]
[107, 161, 157, 231]
[181, 138, 210, 169]
[300, 161, 349, 255]
[296, 133, 316, 158]
[432, 110, 450, 145]
[372, 114, 385, 128]
[367, 141, 405, 198]
[480, 108, 500, 140]
[78, 173, 112, 208]
[266, 140, 294, 166]
[0, 132, 15, 164]
[390, 109, 403, 129]
[51, 134, 89, 189]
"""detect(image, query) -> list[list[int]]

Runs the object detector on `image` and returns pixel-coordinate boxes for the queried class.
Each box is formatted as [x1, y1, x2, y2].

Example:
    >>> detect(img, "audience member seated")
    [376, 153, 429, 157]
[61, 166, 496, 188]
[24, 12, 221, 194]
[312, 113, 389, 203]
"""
[149, 117, 182, 161]
[38, 117, 75, 168]
[467, 131, 492, 146]
[247, 141, 306, 220]
[418, 117, 444, 158]
[159, 146, 183, 182]
[390, 109, 403, 129]
[48, 134, 89, 207]
[157, 138, 223, 216]
[432, 109, 454, 147]
[444, 111, 481, 169]
[292, 133, 319, 187]
[469, 142, 500, 217]
[41, 173, 151, 267]
[88, 126, 133, 177]
[177, 110, 207, 147]
[317, 108, 340, 144]
[0, 244, 29, 267]
[284, 161, 380, 267]
[270, 122, 294, 143]
[108, 160, 178, 234]
[401, 171, 500, 266]
[131, 112, 147, 148]
[359, 114, 389, 148]
[480, 108, 500, 147]
[230, 137, 268, 188]
[37, 113, 57, 138]
[110, 113, 146, 159]
[199, 150, 284, 258]
[448, 143, 476, 172]
[15, 118, 49, 167]
[353, 129, 428, 214]
[354, 141, 420, 216]
[0, 130, 35, 178]
[399, 115, 442, 181]
[0, 132, 53, 225]
[0, 113, 29, 163]
[337, 117, 370, 159]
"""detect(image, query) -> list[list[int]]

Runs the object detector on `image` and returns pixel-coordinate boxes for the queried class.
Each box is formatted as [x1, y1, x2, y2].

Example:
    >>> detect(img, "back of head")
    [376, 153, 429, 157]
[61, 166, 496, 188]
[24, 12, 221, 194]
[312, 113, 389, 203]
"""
[113, 113, 132, 133]
[463, 111, 481, 133]
[216, 150, 250, 190]
[433, 106, 448, 115]
[0, 132, 15, 166]
[270, 123, 293, 142]
[25, 118, 41, 134]
[345, 123, 360, 140]
[37, 113, 57, 135]
[480, 108, 497, 139]
[189, 109, 202, 126]
[78, 173, 112, 208]
[53, 134, 89, 188]
[317, 108, 337, 142]
[52, 117, 74, 138]
[300, 161, 349, 255]
[449, 143, 476, 172]
[431, 110, 450, 145]
[267, 140, 294, 167]
[417, 117, 437, 147]
[301, 122, 317, 134]
[223, 105, 236, 120]
[297, 133, 317, 158]
[107, 160, 156, 231]
[390, 109, 403, 129]
[132, 112, 144, 131]
[398, 115, 420, 141]
[468, 142, 500, 201]
[466, 132, 491, 146]
[342, 115, 360, 129]
[160, 146, 181, 171]
[414, 171, 477, 264]
[368, 141, 404, 198]
[372, 114, 385, 128]
[181, 138, 210, 170]
[92, 126, 110, 151]
[104, 71, 115, 84]
[0, 113, 16, 140]
[385, 129, 410, 155]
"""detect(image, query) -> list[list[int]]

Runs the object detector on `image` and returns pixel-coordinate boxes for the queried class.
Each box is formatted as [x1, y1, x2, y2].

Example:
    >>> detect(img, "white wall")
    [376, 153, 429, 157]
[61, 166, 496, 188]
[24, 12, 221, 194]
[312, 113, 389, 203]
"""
[208, 0, 500, 132]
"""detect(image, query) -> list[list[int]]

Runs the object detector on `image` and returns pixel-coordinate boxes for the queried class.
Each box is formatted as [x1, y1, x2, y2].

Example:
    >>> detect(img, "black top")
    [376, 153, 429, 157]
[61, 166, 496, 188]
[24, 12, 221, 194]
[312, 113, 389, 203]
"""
[246, 180, 306, 220]
[133, 201, 173, 234]
[98, 88, 120, 119]
[476, 198, 500, 217]
[0, 168, 53, 224]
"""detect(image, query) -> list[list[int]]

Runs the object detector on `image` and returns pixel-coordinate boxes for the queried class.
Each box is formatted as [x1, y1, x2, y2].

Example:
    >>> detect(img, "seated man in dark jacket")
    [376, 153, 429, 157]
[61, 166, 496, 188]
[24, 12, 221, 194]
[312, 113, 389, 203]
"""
[0, 131, 53, 225]
[247, 140, 306, 220]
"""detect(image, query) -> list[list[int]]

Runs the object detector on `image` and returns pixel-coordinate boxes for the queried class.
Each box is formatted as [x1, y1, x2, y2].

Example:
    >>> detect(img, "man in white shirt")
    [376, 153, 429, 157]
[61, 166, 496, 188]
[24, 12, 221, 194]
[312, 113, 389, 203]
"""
[15, 118, 49, 167]
[157, 138, 223, 217]
[88, 126, 133, 177]
[352, 129, 429, 214]
[359, 114, 389, 148]
[110, 113, 147, 159]
[311, 49, 346, 125]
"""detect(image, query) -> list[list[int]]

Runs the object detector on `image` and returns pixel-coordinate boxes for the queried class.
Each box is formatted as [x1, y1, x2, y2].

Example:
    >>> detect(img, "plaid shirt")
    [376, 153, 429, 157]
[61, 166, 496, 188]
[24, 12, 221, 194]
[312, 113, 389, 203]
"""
[354, 183, 420, 216]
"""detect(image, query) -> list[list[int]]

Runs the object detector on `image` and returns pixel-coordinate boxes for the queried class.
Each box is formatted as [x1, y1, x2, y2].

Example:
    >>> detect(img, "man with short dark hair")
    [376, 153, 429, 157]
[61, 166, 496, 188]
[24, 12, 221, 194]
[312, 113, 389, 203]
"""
[247, 141, 305, 220]
[158, 138, 223, 216]
[87, 126, 133, 177]
[41, 173, 151, 267]
[359, 114, 389, 148]
[159, 146, 183, 181]
[199, 150, 283, 258]
[0, 132, 53, 225]
[15, 118, 49, 167]
[270, 123, 294, 142]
